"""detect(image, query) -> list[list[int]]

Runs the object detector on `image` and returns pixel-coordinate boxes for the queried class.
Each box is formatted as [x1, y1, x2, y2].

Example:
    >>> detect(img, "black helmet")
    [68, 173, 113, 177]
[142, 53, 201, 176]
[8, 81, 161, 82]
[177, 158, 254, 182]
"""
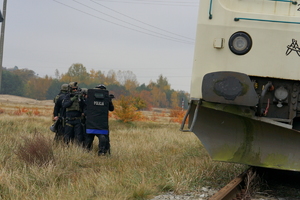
[96, 84, 106, 90]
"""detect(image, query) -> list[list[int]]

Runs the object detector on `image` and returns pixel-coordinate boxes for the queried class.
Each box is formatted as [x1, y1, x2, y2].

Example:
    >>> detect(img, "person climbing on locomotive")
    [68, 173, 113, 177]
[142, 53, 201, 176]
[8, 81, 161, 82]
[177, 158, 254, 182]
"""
[62, 82, 85, 146]
[84, 84, 114, 156]
[52, 83, 68, 142]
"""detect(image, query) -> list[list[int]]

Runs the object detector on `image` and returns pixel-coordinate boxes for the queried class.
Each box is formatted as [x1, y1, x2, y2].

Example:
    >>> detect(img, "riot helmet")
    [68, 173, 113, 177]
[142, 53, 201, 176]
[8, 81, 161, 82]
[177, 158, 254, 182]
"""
[50, 122, 56, 132]
[61, 84, 69, 91]
[68, 82, 78, 92]
[95, 84, 106, 90]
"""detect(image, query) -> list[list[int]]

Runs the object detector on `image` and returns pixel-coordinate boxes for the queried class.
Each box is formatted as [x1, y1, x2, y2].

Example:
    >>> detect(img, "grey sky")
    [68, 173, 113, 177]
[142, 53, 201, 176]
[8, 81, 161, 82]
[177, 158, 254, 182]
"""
[2, 0, 199, 92]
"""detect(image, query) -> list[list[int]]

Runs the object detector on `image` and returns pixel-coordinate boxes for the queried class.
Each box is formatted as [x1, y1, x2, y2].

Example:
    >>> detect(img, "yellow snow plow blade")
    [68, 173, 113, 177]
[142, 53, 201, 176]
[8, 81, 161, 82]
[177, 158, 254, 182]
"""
[181, 101, 300, 171]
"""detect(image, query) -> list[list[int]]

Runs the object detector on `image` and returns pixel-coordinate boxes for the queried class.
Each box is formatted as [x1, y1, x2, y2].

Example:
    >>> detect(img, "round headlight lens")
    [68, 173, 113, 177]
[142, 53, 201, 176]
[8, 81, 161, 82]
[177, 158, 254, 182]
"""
[275, 86, 288, 101]
[229, 32, 252, 55]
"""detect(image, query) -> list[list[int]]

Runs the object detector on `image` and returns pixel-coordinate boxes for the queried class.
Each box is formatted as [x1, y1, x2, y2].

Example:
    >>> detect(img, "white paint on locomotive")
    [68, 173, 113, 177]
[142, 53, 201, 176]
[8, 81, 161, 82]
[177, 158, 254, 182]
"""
[182, 0, 300, 171]
[190, 0, 300, 99]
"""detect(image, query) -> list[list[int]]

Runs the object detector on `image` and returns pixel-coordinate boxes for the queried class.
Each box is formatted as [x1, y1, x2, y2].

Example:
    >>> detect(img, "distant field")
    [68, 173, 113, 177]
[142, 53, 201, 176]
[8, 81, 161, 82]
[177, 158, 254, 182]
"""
[0, 95, 173, 122]
[0, 94, 53, 106]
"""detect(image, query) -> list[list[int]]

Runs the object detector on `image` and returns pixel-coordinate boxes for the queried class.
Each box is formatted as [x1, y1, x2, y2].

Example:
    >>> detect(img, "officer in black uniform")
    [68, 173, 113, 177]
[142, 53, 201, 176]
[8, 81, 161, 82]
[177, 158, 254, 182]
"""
[52, 83, 68, 142]
[81, 88, 88, 135]
[63, 82, 85, 146]
[84, 84, 114, 156]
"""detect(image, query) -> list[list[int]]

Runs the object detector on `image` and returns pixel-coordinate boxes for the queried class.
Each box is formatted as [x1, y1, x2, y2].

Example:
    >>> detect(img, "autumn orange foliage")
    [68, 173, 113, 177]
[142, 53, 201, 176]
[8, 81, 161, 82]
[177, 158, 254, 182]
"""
[13, 107, 22, 115]
[112, 95, 145, 123]
[148, 110, 167, 122]
[149, 111, 158, 122]
[169, 108, 187, 124]
[11, 107, 43, 116]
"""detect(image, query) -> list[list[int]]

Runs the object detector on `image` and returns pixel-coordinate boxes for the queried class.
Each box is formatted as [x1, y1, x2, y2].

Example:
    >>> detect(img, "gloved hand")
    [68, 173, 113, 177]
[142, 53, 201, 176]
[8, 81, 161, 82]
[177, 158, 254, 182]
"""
[71, 95, 78, 101]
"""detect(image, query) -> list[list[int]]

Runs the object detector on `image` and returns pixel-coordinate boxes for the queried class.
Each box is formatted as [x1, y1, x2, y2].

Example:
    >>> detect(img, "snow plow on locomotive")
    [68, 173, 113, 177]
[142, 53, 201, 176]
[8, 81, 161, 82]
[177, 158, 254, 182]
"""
[181, 0, 300, 171]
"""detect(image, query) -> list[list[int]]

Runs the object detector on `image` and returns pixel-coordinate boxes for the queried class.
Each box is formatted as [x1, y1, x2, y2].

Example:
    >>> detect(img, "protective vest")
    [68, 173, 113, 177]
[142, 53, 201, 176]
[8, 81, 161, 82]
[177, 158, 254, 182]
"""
[54, 94, 59, 103]
[66, 97, 82, 112]
[54, 91, 67, 104]
[85, 89, 110, 134]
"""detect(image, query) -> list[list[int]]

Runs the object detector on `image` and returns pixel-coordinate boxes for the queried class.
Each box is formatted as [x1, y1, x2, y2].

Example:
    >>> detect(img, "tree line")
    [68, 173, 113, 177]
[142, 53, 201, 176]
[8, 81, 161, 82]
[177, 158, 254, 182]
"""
[1, 63, 189, 110]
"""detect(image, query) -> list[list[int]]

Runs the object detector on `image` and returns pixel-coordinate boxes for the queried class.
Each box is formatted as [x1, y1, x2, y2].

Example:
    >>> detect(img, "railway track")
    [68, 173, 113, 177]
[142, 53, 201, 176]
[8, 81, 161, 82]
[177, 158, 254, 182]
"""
[151, 167, 300, 200]
[209, 167, 254, 200]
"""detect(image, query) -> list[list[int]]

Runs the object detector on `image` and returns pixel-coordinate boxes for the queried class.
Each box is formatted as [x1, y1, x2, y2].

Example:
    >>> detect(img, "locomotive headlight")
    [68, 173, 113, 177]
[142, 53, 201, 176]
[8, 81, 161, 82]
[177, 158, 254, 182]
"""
[274, 86, 288, 101]
[228, 32, 252, 55]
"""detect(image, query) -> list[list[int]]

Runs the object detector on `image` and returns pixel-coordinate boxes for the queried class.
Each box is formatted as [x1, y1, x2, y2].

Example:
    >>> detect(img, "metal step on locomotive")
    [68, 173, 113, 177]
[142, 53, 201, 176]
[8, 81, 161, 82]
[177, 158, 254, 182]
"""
[181, 0, 300, 171]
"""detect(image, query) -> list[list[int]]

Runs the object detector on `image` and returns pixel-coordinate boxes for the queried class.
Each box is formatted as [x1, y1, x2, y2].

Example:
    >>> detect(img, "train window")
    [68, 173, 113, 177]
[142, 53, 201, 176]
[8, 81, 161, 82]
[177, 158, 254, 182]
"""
[228, 32, 252, 55]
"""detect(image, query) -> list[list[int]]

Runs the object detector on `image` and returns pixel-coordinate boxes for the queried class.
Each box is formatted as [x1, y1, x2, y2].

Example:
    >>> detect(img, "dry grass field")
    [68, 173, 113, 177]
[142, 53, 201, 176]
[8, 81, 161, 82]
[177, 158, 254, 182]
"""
[0, 95, 246, 200]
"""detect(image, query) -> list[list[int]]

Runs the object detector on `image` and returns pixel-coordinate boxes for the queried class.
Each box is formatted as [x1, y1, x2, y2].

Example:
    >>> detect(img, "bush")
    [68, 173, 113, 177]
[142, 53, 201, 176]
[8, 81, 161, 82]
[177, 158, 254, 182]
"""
[15, 134, 54, 166]
[113, 95, 144, 123]
[169, 108, 187, 124]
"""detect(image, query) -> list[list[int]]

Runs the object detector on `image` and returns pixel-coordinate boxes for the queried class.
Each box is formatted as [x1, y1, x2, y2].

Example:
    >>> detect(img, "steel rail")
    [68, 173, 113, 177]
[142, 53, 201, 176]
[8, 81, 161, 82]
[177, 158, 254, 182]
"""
[209, 168, 252, 200]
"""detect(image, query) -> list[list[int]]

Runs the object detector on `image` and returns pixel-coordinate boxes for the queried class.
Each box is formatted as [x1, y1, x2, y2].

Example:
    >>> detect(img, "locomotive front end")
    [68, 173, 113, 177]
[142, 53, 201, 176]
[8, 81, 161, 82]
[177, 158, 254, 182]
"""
[181, 0, 300, 171]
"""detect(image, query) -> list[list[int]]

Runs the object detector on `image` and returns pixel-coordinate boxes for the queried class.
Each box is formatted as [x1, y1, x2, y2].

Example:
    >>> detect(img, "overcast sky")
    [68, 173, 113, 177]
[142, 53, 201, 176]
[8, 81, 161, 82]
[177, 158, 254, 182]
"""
[2, 0, 199, 92]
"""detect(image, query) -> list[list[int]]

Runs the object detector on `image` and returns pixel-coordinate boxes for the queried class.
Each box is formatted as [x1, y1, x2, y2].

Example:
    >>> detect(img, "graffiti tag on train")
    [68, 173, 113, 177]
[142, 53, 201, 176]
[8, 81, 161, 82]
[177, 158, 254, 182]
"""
[286, 39, 300, 57]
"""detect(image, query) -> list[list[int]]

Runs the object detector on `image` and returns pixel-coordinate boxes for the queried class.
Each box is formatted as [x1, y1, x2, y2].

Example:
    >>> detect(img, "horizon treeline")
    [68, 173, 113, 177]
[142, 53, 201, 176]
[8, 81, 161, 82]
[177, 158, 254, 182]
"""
[1, 63, 189, 110]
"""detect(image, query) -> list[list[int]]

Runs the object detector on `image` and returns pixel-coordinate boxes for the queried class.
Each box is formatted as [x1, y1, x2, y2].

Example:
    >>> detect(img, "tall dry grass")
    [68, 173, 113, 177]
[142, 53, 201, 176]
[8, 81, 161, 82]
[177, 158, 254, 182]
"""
[0, 113, 247, 200]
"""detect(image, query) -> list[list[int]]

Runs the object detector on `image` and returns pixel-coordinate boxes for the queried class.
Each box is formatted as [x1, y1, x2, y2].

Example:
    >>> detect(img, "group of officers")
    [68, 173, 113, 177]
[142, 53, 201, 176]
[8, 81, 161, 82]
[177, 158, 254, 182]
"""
[52, 81, 114, 156]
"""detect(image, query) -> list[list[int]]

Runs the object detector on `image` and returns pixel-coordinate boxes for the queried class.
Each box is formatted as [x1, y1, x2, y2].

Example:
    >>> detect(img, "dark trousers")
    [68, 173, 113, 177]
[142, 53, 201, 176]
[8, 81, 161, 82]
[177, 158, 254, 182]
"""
[54, 119, 65, 142]
[54, 123, 65, 142]
[85, 133, 110, 155]
[64, 119, 84, 146]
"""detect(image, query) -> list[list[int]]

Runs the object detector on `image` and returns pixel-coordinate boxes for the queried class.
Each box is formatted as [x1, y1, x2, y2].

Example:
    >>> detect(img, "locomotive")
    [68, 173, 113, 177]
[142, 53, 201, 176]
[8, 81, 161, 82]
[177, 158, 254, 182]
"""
[181, 0, 300, 171]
